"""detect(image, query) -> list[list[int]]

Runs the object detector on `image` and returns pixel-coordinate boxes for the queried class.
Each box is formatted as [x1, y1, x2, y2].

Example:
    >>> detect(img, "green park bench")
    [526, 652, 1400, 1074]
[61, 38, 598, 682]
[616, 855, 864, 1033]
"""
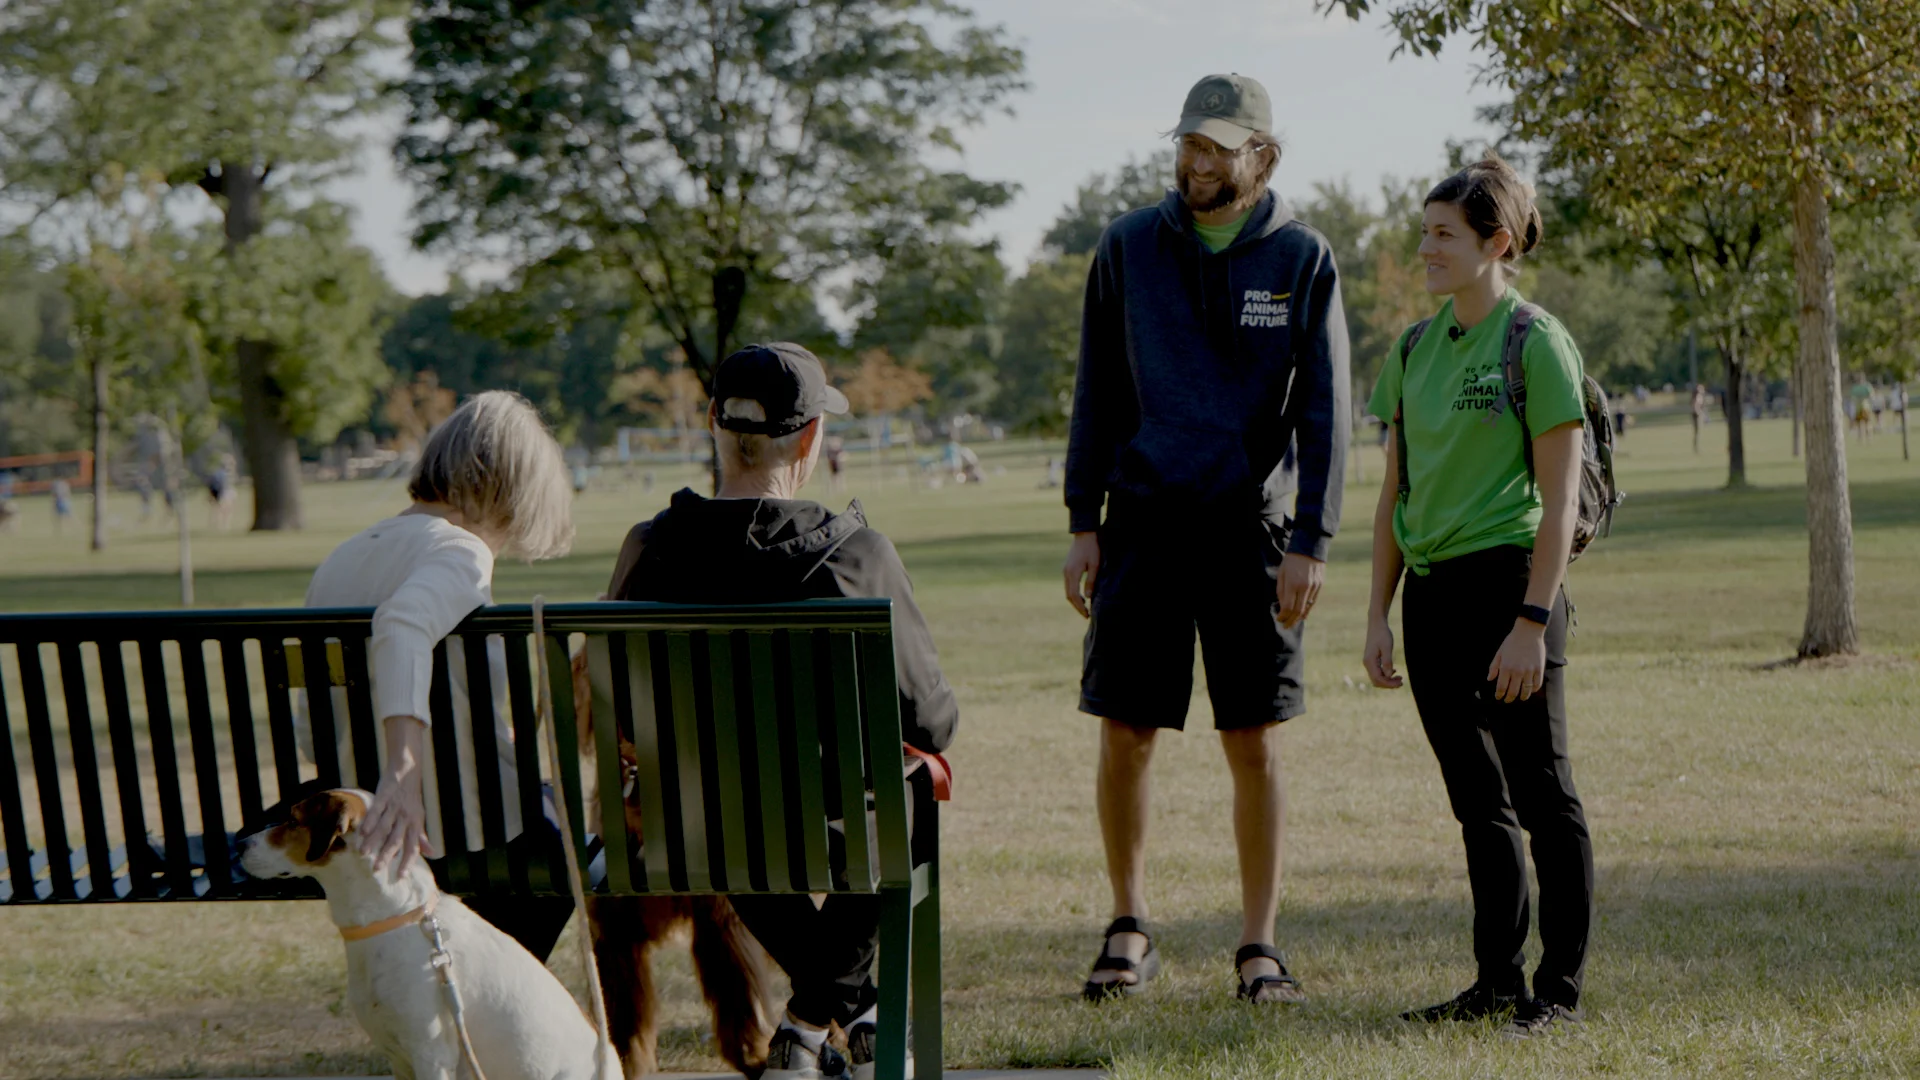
[0, 599, 940, 1080]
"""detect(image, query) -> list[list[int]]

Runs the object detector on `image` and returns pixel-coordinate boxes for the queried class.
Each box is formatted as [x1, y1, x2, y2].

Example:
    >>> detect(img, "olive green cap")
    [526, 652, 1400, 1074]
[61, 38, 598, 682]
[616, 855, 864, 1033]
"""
[1173, 73, 1272, 150]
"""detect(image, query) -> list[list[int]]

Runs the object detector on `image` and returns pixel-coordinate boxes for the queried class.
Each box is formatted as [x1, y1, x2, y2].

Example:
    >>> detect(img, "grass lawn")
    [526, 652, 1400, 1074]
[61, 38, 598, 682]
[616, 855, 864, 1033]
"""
[2, 414, 1918, 1079]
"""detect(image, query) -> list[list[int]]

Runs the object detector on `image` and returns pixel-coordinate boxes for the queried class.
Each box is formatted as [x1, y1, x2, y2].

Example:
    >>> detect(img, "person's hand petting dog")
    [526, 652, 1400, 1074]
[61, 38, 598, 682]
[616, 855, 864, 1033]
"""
[356, 715, 433, 876]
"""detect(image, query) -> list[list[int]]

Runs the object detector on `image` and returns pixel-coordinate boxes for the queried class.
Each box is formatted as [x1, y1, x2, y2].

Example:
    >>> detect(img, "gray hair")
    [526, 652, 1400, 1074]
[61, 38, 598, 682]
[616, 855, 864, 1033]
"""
[714, 398, 808, 471]
[408, 390, 575, 561]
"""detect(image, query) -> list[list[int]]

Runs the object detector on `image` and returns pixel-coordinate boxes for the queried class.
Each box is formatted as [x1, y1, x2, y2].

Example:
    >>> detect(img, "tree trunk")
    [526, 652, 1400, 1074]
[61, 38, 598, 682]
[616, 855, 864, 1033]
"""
[1901, 388, 1910, 461]
[219, 163, 303, 530]
[1791, 356, 1803, 458]
[92, 351, 109, 552]
[1720, 336, 1747, 488]
[1788, 116, 1858, 658]
[234, 338, 304, 530]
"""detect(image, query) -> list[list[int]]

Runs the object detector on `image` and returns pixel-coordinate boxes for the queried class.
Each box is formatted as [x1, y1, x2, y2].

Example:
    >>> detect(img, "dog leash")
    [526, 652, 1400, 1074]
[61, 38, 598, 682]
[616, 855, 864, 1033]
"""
[533, 596, 618, 1080]
[421, 904, 490, 1080]
[335, 896, 489, 1080]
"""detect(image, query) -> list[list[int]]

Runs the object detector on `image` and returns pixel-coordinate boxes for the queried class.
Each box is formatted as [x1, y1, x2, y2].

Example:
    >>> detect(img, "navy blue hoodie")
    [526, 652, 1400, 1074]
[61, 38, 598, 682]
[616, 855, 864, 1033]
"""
[1065, 189, 1351, 559]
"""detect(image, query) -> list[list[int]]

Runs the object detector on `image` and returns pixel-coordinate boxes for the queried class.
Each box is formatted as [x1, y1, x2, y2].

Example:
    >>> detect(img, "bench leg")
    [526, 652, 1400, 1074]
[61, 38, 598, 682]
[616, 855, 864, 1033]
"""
[877, 885, 913, 1080]
[911, 820, 942, 1080]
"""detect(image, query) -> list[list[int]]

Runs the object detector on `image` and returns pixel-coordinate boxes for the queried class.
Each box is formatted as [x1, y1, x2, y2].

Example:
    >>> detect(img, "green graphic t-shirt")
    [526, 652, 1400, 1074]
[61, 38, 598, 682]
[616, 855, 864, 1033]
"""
[1193, 210, 1250, 253]
[1366, 288, 1588, 574]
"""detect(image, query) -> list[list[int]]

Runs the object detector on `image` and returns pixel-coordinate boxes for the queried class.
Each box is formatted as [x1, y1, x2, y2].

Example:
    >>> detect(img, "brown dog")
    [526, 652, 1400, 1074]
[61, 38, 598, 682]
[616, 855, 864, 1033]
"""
[574, 651, 776, 1078]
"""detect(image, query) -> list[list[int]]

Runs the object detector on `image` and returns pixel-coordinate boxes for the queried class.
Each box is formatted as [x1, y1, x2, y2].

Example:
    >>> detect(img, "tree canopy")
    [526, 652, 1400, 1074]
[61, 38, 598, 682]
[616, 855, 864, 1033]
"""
[1323, 0, 1920, 655]
[399, 0, 1027, 389]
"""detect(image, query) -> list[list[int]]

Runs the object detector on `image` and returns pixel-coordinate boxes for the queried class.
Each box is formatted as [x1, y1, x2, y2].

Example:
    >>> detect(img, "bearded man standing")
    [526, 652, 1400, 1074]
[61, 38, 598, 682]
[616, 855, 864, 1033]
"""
[1063, 74, 1350, 1005]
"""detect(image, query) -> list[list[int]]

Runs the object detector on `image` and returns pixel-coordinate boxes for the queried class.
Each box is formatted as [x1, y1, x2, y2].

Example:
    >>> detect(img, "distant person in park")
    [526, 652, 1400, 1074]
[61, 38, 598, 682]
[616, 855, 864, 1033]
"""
[208, 454, 237, 530]
[302, 390, 578, 958]
[825, 434, 846, 493]
[603, 342, 958, 1080]
[1062, 73, 1350, 1005]
[1362, 155, 1594, 1038]
[50, 478, 72, 533]
[1851, 378, 1874, 440]
[1690, 383, 1708, 454]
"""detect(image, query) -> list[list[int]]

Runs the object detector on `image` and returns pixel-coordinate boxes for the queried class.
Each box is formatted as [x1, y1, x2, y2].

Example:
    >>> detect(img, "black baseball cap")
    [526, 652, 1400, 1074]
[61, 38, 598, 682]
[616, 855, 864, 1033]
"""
[1173, 74, 1273, 150]
[711, 342, 849, 436]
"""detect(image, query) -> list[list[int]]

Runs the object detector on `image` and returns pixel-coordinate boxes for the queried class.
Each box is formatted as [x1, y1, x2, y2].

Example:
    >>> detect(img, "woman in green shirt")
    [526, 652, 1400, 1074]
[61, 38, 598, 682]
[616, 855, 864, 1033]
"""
[1361, 155, 1595, 1038]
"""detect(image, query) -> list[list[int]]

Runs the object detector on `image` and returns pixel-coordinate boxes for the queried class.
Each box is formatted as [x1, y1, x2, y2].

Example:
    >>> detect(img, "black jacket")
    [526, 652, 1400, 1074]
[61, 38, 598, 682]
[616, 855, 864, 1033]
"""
[1065, 189, 1351, 558]
[606, 489, 958, 753]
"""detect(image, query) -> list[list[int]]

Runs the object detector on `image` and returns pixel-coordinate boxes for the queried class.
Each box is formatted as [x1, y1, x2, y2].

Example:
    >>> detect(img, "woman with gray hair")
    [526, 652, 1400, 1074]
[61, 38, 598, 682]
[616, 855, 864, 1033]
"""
[302, 389, 576, 954]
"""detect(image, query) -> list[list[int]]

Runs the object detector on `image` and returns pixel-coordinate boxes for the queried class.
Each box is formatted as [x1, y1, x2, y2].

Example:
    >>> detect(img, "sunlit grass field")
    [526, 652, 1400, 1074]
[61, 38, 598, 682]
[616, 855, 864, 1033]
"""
[2, 412, 1917, 1079]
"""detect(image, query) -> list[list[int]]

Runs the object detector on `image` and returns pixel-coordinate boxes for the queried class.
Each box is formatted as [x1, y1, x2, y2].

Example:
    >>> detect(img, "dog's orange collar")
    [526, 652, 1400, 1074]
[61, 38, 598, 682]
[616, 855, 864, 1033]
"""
[338, 895, 438, 942]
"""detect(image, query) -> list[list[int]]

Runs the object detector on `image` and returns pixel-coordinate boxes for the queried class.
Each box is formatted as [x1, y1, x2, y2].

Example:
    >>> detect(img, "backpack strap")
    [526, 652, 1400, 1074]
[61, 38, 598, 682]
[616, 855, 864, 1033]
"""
[1393, 318, 1434, 504]
[1496, 303, 1544, 493]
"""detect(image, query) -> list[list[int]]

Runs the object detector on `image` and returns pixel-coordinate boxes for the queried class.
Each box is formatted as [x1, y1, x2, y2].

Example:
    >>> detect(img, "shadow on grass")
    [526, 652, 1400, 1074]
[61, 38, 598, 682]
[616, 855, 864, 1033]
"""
[1607, 476, 1920, 546]
[937, 859, 1920, 1069]
[4, 861, 1915, 1076]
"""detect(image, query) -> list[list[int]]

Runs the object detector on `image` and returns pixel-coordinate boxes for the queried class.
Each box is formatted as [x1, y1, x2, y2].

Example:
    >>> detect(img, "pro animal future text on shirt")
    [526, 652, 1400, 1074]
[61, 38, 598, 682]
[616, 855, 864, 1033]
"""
[1239, 289, 1290, 329]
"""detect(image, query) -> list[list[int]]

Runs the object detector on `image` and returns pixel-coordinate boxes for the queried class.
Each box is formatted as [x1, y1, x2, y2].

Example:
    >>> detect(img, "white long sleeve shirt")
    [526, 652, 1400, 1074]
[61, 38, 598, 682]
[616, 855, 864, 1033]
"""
[299, 512, 524, 852]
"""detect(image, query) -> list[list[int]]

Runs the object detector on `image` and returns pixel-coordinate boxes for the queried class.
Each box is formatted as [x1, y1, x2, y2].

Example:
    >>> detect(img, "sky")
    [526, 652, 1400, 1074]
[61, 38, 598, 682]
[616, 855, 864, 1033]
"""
[324, 0, 1503, 297]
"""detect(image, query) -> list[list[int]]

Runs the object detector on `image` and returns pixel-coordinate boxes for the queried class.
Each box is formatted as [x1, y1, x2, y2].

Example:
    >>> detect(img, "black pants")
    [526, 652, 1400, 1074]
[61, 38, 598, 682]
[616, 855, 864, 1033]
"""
[1402, 545, 1594, 1008]
[728, 775, 932, 1030]
[731, 892, 880, 1029]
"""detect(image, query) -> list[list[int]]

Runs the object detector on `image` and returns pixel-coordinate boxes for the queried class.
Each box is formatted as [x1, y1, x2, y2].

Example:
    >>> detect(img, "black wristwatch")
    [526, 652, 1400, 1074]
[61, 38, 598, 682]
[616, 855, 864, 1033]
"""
[1518, 603, 1553, 627]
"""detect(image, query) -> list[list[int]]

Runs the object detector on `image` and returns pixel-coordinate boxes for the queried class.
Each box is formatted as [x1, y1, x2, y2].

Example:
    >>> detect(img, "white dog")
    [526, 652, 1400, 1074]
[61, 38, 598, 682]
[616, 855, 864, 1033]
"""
[241, 788, 617, 1080]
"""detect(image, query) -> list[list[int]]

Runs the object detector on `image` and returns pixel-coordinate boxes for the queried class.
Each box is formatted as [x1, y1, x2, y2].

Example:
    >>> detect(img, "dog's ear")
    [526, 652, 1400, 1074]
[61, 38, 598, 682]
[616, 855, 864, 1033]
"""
[290, 790, 368, 865]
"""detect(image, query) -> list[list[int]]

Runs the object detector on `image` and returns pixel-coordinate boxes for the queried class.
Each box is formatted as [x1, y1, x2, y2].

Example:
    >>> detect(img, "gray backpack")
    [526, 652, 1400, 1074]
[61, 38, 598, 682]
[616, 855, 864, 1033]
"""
[1393, 303, 1622, 561]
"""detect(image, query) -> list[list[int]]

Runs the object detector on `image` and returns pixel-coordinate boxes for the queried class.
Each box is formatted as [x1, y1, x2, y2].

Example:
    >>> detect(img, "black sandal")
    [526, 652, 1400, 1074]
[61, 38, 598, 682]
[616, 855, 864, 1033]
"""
[1081, 916, 1160, 1001]
[1235, 943, 1305, 1004]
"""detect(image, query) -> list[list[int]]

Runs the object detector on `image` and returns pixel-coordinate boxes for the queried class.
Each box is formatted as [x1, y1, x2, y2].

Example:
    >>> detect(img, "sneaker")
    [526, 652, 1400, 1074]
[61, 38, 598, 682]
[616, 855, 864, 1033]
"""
[1399, 983, 1523, 1023]
[846, 1019, 913, 1080]
[1505, 999, 1582, 1039]
[765, 1025, 851, 1080]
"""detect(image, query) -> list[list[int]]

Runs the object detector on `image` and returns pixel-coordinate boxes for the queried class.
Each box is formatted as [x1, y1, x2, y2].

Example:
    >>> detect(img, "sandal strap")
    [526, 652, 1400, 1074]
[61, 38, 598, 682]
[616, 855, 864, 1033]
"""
[1103, 916, 1153, 940]
[1234, 942, 1286, 968]
[1088, 954, 1141, 975]
[1239, 972, 1299, 999]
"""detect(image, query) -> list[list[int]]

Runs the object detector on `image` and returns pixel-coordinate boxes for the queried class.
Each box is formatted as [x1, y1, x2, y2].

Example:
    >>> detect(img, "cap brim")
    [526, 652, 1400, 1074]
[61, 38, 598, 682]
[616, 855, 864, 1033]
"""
[1173, 115, 1256, 150]
[822, 386, 850, 416]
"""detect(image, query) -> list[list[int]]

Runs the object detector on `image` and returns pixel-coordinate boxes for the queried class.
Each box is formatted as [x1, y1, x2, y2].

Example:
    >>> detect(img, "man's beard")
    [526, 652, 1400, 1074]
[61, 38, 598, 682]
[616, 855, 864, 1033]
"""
[1178, 163, 1248, 214]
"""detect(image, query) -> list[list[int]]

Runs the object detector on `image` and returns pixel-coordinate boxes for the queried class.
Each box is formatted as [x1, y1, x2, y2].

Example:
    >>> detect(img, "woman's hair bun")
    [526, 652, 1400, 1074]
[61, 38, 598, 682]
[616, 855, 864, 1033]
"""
[1426, 150, 1544, 264]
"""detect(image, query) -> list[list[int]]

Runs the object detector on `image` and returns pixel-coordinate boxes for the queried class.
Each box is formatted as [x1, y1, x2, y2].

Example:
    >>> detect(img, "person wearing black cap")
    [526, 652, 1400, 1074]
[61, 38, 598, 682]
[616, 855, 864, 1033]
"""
[1063, 74, 1351, 1006]
[604, 342, 958, 1080]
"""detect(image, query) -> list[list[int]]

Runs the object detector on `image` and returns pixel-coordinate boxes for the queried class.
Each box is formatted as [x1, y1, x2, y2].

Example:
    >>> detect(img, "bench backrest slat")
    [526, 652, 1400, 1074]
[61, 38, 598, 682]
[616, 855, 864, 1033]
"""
[259, 640, 302, 801]
[181, 639, 234, 894]
[218, 639, 266, 829]
[136, 639, 194, 896]
[744, 631, 789, 893]
[1, 600, 906, 904]
[828, 632, 874, 892]
[335, 636, 381, 795]
[425, 641, 473, 892]
[613, 631, 664, 892]
[0, 659, 36, 901]
[861, 630, 912, 887]
[543, 633, 591, 889]
[98, 643, 154, 898]
[501, 636, 545, 894]
[19, 644, 75, 898]
[662, 631, 710, 893]
[56, 641, 118, 899]
[459, 633, 510, 888]
[705, 634, 753, 892]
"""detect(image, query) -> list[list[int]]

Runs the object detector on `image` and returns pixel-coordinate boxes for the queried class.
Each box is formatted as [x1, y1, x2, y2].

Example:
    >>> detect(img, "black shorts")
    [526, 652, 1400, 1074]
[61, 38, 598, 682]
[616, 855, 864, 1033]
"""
[1079, 508, 1305, 731]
